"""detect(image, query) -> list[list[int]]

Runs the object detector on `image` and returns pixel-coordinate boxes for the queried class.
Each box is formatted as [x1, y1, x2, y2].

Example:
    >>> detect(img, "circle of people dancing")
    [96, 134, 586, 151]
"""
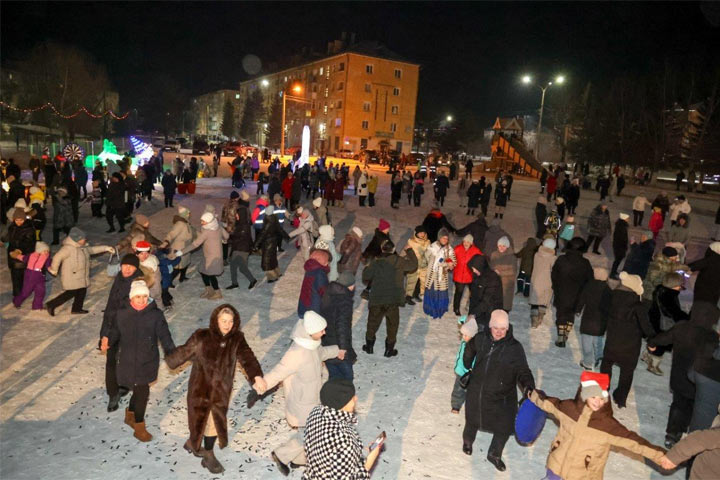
[2, 153, 720, 479]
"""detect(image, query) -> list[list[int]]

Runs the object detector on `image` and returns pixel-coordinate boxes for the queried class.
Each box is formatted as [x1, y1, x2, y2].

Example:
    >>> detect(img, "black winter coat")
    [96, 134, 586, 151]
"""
[100, 269, 143, 338]
[463, 326, 534, 435]
[466, 182, 482, 208]
[480, 183, 492, 205]
[7, 179, 25, 207]
[648, 285, 688, 334]
[362, 228, 390, 262]
[267, 176, 281, 199]
[603, 287, 655, 361]
[422, 211, 455, 243]
[106, 181, 127, 211]
[467, 254, 504, 325]
[689, 247, 720, 305]
[612, 219, 629, 257]
[5, 220, 36, 269]
[161, 173, 177, 194]
[109, 301, 175, 386]
[650, 302, 720, 397]
[320, 282, 357, 363]
[455, 217, 488, 251]
[362, 250, 417, 306]
[494, 185, 509, 207]
[566, 185, 580, 206]
[623, 239, 656, 279]
[551, 250, 593, 311]
[535, 203, 547, 238]
[576, 279, 612, 336]
[254, 214, 289, 271]
[434, 175, 450, 196]
[228, 204, 253, 253]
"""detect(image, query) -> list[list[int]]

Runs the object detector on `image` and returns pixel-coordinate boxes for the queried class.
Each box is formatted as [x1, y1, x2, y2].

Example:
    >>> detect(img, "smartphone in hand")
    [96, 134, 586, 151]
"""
[368, 431, 386, 451]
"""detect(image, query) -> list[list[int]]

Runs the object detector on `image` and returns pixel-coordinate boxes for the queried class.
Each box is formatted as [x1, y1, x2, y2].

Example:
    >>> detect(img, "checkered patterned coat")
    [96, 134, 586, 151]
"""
[302, 405, 370, 480]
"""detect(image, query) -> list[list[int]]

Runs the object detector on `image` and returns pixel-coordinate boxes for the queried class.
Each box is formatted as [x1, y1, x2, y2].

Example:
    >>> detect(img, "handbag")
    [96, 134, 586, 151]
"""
[459, 370, 472, 389]
[106, 249, 120, 277]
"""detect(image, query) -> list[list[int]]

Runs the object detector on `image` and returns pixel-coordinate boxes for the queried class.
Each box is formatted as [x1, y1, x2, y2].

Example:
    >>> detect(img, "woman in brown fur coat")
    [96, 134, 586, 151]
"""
[166, 304, 264, 474]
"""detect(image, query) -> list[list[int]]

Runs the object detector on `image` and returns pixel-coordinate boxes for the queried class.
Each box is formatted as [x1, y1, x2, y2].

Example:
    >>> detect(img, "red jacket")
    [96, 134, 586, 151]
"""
[547, 175, 557, 194]
[281, 177, 294, 198]
[453, 244, 482, 284]
[649, 211, 664, 234]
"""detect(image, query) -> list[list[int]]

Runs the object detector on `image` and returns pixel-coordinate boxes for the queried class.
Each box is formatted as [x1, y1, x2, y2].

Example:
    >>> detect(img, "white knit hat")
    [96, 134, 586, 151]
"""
[619, 212, 629, 220]
[129, 280, 150, 299]
[303, 311, 327, 335]
[711, 242, 720, 255]
[352, 226, 363, 238]
[619, 271, 644, 297]
[489, 309, 509, 329]
[497, 236, 510, 248]
[460, 316, 478, 337]
[463, 234, 474, 244]
[319, 225, 334, 241]
[200, 212, 215, 224]
[542, 238, 557, 250]
[312, 197, 322, 208]
[35, 241, 50, 253]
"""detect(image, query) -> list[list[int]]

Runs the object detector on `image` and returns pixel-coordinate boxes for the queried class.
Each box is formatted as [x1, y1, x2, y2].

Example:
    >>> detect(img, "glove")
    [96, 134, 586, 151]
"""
[175, 250, 183, 256]
[106, 246, 115, 254]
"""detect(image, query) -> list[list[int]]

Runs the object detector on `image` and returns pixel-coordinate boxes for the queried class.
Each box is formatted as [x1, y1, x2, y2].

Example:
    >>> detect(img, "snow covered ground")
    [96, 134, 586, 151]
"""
[1, 163, 717, 479]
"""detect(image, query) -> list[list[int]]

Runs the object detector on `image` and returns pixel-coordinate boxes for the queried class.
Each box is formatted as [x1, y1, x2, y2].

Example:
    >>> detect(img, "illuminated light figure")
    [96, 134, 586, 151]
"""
[297, 125, 311, 169]
[86, 139, 125, 167]
[130, 136, 154, 163]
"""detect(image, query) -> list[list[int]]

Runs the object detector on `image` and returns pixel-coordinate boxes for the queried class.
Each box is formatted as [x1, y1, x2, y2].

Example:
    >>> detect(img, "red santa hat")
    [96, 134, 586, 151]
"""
[580, 371, 610, 401]
[378, 218, 390, 231]
[135, 241, 151, 252]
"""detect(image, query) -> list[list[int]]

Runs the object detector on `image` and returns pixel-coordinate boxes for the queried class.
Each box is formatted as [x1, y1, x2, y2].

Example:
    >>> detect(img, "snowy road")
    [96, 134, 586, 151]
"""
[2, 166, 715, 479]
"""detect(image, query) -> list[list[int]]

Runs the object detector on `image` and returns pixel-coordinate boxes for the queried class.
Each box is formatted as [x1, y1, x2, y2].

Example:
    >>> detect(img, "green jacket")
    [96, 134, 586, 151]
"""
[642, 254, 689, 301]
[362, 249, 417, 306]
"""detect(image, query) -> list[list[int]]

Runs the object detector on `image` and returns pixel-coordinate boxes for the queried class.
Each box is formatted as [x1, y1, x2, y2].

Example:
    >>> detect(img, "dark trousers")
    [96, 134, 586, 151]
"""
[462, 420, 510, 457]
[480, 202, 488, 216]
[128, 384, 150, 423]
[600, 352, 639, 407]
[586, 235, 603, 253]
[47, 287, 87, 312]
[666, 391, 694, 437]
[450, 374, 467, 410]
[610, 252, 625, 278]
[91, 203, 103, 217]
[10, 267, 24, 297]
[567, 203, 577, 215]
[516, 271, 531, 297]
[201, 273, 219, 290]
[453, 282, 469, 313]
[633, 210, 644, 227]
[326, 360, 354, 381]
[229, 251, 255, 285]
[368, 193, 375, 206]
[366, 304, 399, 344]
[106, 208, 126, 230]
[413, 194, 421, 206]
[164, 194, 174, 208]
[105, 344, 120, 397]
[437, 194, 445, 206]
[555, 306, 575, 327]
[359, 195, 366, 206]
[52, 226, 71, 245]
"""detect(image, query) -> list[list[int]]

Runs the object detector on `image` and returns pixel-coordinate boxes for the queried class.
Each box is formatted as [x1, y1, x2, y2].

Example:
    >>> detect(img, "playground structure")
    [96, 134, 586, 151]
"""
[486, 117, 543, 178]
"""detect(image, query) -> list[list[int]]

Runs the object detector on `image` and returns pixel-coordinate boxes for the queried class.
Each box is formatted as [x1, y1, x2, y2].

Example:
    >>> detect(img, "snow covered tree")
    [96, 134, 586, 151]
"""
[239, 89, 264, 141]
[264, 94, 282, 149]
[221, 98, 236, 138]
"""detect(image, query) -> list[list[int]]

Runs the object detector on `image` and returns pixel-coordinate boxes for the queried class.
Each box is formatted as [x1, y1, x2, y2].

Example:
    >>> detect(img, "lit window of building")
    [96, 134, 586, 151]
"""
[391, 105, 399, 114]
[319, 67, 324, 75]
[324, 87, 329, 98]
[335, 118, 341, 127]
[362, 120, 369, 130]
[323, 105, 328, 114]
[235, 93, 240, 99]
[390, 123, 397, 132]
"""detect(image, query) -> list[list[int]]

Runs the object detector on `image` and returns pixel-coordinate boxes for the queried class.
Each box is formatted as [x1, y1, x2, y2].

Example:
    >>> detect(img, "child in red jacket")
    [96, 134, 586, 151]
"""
[649, 206, 664, 239]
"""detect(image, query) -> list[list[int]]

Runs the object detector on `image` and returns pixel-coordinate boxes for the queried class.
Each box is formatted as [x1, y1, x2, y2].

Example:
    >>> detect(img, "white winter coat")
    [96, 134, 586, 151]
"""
[316, 225, 339, 282]
[424, 241, 456, 291]
[632, 195, 651, 212]
[529, 246, 557, 306]
[290, 214, 317, 261]
[264, 320, 339, 427]
[357, 174, 369, 196]
[669, 200, 692, 222]
[48, 237, 110, 290]
[189, 218, 228, 276]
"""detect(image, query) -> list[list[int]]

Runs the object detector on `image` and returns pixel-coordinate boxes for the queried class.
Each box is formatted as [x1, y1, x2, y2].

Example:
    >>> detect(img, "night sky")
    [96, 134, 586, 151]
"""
[2, 1, 719, 127]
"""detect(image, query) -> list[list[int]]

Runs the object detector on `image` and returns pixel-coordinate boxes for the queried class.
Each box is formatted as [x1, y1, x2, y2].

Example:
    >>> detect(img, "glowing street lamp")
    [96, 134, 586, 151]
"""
[446, 115, 453, 122]
[521, 73, 566, 162]
[261, 79, 269, 87]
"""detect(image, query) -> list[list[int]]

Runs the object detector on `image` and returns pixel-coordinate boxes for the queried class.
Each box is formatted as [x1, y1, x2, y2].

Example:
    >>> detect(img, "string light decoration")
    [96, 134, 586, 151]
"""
[130, 136, 153, 162]
[0, 101, 130, 120]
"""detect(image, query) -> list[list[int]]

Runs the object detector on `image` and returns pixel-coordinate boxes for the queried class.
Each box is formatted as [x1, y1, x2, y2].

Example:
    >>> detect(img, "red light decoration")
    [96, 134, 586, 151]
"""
[0, 101, 130, 120]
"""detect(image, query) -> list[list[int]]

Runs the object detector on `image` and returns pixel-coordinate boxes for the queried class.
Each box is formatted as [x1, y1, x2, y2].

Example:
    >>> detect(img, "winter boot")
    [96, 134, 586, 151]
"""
[640, 350, 650, 366]
[183, 439, 202, 457]
[647, 354, 664, 376]
[360, 289, 370, 300]
[271, 451, 290, 477]
[362, 339, 375, 354]
[124, 408, 136, 428]
[530, 312, 542, 329]
[664, 432, 681, 449]
[133, 421, 153, 442]
[554, 326, 567, 348]
[487, 453, 506, 472]
[179, 268, 189, 282]
[107, 394, 121, 412]
[199, 286, 212, 298]
[200, 448, 225, 474]
[207, 289, 223, 300]
[384, 342, 398, 358]
[405, 295, 416, 306]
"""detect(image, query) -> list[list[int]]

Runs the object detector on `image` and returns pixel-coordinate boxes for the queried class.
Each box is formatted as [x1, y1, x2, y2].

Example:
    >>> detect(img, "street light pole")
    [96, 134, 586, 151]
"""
[281, 92, 287, 157]
[536, 85, 548, 163]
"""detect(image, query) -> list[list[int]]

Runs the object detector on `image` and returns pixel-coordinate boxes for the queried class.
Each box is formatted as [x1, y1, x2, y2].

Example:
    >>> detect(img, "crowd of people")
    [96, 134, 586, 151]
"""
[2, 152, 720, 479]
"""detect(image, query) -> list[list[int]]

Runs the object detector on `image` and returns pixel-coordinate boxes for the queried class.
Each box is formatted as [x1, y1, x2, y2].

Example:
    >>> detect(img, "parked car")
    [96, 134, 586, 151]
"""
[162, 139, 180, 152]
[192, 139, 210, 155]
[335, 149, 355, 159]
[285, 145, 302, 155]
[407, 153, 426, 164]
[223, 141, 244, 156]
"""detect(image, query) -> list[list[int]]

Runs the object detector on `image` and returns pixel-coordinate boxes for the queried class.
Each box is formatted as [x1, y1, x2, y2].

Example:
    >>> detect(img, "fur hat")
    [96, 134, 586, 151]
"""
[68, 227, 85, 242]
[303, 311, 327, 335]
[318, 225, 334, 242]
[489, 309, 509, 329]
[460, 315, 478, 337]
[337, 271, 356, 288]
[619, 271, 643, 297]
[542, 238, 557, 250]
[35, 241, 50, 254]
[312, 197, 323, 208]
[352, 226, 363, 239]
[580, 371, 610, 401]
[414, 225, 426, 235]
[129, 280, 150, 299]
[121, 253, 140, 268]
[379, 218, 390, 231]
[662, 246, 678, 258]
[273, 193, 282, 203]
[662, 272, 685, 290]
[135, 241, 151, 252]
[593, 267, 609, 281]
[135, 214, 149, 226]
[497, 236, 510, 248]
[641, 229, 653, 239]
[230, 190, 239, 199]
[200, 211, 215, 224]
[437, 228, 450, 240]
[320, 378, 355, 410]
[12, 209, 26, 221]
[619, 212, 629, 221]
